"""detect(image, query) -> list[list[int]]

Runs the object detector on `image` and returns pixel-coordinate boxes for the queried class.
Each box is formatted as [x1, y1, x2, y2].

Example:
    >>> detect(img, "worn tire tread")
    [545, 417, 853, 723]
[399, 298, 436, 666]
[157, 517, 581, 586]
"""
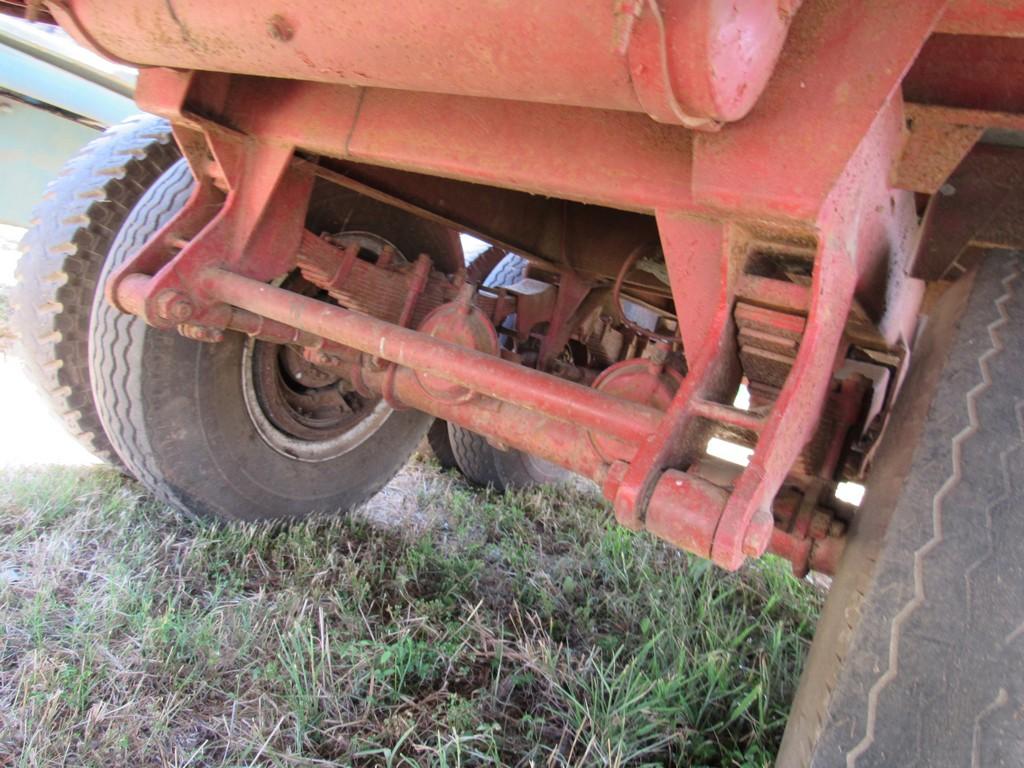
[780, 252, 1024, 767]
[447, 420, 503, 488]
[12, 115, 178, 461]
[89, 160, 195, 512]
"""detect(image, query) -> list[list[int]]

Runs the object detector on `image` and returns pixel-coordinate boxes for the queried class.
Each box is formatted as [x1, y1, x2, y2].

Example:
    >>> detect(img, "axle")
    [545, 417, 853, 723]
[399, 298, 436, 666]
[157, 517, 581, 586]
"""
[122, 270, 664, 449]
[116, 268, 847, 576]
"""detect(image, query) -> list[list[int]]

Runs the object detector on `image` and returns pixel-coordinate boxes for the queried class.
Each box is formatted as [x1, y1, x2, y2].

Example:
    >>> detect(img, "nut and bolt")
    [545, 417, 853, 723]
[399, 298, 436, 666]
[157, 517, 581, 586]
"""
[178, 324, 224, 343]
[155, 290, 195, 323]
[303, 348, 344, 368]
[304, 349, 330, 366]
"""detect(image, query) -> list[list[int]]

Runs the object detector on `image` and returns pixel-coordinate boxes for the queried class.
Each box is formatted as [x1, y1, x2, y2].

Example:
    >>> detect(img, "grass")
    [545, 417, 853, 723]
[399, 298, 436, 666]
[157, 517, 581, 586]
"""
[0, 460, 821, 766]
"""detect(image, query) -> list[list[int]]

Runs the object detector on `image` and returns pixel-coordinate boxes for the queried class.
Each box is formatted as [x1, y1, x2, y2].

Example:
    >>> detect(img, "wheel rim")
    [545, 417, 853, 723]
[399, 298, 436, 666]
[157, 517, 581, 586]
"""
[240, 233, 403, 463]
[241, 338, 393, 463]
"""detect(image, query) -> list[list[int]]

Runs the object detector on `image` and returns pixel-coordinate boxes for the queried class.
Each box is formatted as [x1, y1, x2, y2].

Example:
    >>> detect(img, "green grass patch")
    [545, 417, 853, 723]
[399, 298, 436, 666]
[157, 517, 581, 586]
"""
[0, 463, 821, 766]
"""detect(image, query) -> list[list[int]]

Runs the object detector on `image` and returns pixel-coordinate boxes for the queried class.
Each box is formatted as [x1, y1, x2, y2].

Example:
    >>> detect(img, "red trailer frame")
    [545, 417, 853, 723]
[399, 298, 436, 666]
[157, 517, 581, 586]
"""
[27, 0, 1024, 575]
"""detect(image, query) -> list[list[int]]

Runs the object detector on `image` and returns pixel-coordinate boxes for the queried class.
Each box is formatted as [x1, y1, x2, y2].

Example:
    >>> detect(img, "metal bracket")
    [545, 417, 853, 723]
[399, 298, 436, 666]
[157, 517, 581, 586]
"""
[105, 111, 313, 328]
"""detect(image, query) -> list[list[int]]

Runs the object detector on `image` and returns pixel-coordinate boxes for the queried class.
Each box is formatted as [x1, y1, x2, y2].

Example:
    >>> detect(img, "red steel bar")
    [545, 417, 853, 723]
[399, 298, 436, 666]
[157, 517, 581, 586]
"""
[55, 0, 797, 127]
[118, 277, 623, 481]
[125, 270, 667, 445]
[689, 398, 764, 433]
[378, 368, 618, 481]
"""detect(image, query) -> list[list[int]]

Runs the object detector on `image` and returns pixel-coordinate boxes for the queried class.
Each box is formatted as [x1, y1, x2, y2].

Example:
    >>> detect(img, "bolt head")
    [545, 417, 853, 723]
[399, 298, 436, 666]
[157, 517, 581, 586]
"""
[155, 290, 195, 322]
[169, 301, 194, 322]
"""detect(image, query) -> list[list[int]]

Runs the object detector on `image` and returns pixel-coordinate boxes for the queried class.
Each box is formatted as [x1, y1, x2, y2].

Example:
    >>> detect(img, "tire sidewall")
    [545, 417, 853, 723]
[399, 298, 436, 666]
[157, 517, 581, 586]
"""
[133, 328, 429, 520]
[90, 159, 442, 521]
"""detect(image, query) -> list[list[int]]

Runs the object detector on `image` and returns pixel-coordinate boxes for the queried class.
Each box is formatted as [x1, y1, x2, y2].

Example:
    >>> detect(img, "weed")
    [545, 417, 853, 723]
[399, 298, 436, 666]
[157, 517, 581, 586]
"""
[0, 462, 821, 765]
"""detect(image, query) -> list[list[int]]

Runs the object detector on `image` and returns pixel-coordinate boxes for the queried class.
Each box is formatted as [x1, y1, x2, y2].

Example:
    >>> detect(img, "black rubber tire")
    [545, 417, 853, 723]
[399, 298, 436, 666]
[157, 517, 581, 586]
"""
[424, 418, 459, 469]
[447, 421, 504, 487]
[442, 247, 514, 486]
[446, 251, 571, 491]
[12, 114, 179, 461]
[447, 420, 569, 491]
[89, 159, 453, 522]
[778, 252, 1024, 766]
[483, 252, 528, 294]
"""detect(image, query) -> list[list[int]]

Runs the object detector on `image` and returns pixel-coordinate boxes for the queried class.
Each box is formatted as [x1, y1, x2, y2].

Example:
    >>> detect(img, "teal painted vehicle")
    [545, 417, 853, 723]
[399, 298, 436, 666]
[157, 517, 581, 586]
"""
[0, 15, 136, 227]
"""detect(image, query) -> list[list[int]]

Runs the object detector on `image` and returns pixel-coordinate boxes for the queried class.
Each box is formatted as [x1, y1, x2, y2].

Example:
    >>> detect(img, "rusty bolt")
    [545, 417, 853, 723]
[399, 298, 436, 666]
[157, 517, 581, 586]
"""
[155, 290, 195, 323]
[178, 324, 224, 343]
[267, 14, 294, 42]
[304, 348, 345, 369]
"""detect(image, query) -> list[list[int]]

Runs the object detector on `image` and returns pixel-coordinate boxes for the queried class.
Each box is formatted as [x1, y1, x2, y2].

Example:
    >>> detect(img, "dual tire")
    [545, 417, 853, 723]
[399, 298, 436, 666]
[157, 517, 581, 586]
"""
[13, 114, 179, 461]
[86, 159, 451, 521]
[15, 114, 564, 509]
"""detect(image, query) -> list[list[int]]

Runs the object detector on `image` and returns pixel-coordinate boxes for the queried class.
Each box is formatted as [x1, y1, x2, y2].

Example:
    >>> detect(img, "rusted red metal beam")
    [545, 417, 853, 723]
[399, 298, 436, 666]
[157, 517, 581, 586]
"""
[382, 367, 617, 481]
[131, 69, 701, 217]
[893, 104, 985, 195]
[608, 215, 739, 543]
[117, 0, 946, 230]
[693, 0, 948, 220]
[54, 0, 798, 128]
[146, 270, 667, 447]
[134, 0, 945, 227]
[937, 0, 1024, 37]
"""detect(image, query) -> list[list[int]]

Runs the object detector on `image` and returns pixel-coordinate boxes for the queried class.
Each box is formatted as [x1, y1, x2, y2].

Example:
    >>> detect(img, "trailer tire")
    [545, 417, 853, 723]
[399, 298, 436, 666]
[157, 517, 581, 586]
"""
[778, 252, 1024, 766]
[89, 159, 452, 522]
[12, 114, 179, 461]
[446, 422, 503, 487]
[423, 419, 459, 469]
[447, 253, 571, 490]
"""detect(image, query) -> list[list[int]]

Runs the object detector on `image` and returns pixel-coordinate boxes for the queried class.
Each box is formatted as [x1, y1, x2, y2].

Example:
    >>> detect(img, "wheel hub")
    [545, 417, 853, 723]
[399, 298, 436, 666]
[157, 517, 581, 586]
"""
[240, 264, 397, 463]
